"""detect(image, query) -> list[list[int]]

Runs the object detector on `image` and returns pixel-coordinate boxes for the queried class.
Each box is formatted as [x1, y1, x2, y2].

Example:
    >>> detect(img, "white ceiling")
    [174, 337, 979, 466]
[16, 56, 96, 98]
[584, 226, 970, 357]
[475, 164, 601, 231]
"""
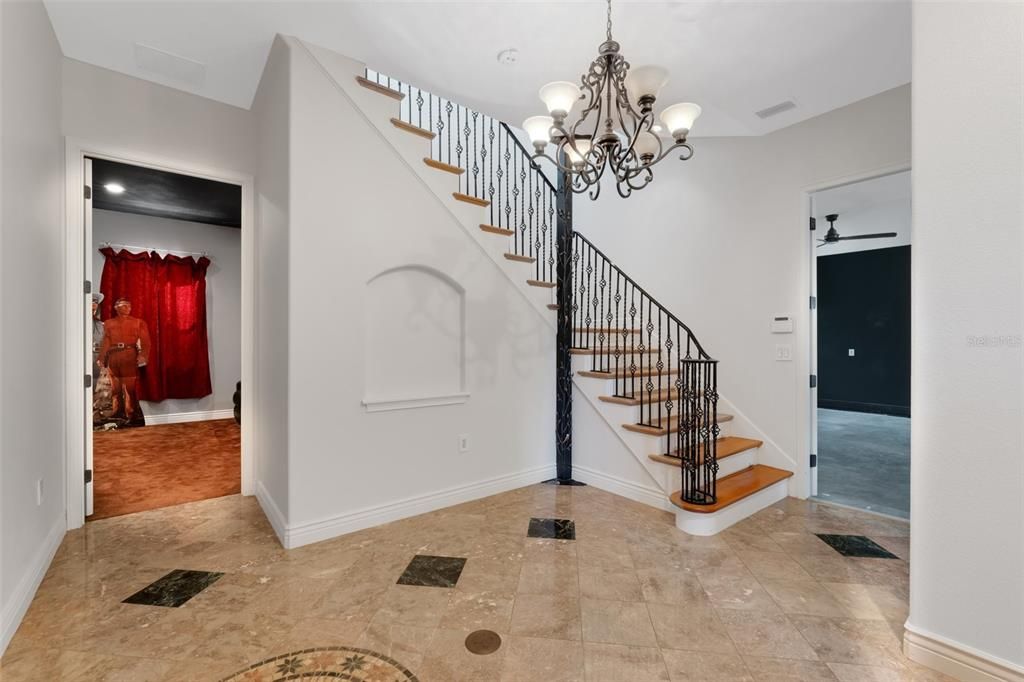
[44, 0, 911, 137]
[813, 170, 911, 255]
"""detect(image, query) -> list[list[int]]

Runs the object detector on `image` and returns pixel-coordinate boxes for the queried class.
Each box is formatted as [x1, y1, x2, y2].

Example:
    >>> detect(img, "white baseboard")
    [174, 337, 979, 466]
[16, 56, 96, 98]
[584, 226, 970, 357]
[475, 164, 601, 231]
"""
[143, 409, 235, 425]
[282, 464, 555, 549]
[904, 623, 1024, 682]
[573, 464, 672, 512]
[255, 480, 289, 548]
[0, 517, 65, 656]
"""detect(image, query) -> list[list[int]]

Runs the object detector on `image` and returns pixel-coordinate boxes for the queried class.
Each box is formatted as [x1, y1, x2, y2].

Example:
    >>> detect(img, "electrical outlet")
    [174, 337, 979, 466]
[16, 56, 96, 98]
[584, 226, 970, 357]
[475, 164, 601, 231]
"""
[775, 344, 792, 361]
[458, 434, 470, 453]
[36, 479, 43, 506]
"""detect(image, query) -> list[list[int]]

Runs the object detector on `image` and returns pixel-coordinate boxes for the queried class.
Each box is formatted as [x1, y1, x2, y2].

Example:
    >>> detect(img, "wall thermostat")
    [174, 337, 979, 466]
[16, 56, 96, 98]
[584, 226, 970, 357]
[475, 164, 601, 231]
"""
[770, 315, 793, 333]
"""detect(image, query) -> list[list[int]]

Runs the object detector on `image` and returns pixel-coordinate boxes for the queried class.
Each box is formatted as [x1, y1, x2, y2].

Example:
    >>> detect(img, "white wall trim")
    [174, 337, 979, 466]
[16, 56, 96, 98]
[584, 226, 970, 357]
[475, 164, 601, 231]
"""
[282, 464, 555, 549]
[573, 464, 672, 512]
[255, 480, 288, 547]
[0, 517, 64, 655]
[904, 623, 1024, 682]
[142, 409, 236, 425]
[64, 137, 257, 530]
[361, 393, 470, 413]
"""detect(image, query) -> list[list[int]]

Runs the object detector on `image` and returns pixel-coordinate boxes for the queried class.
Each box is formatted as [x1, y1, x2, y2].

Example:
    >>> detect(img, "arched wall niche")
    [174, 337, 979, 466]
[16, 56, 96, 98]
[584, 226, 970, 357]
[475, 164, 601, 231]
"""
[362, 264, 468, 412]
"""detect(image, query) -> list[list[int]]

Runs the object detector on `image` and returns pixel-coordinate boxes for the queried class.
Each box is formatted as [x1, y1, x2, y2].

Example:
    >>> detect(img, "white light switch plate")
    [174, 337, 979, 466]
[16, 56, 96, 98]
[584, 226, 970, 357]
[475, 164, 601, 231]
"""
[775, 344, 792, 361]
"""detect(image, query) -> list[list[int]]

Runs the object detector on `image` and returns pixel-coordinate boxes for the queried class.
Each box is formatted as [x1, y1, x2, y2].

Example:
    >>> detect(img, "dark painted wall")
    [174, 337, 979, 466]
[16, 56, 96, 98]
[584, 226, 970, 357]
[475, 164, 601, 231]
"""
[817, 245, 910, 416]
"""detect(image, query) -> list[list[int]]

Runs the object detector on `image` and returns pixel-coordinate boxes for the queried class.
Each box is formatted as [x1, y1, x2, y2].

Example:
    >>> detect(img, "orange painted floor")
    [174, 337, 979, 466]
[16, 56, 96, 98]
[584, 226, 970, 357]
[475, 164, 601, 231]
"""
[89, 419, 240, 521]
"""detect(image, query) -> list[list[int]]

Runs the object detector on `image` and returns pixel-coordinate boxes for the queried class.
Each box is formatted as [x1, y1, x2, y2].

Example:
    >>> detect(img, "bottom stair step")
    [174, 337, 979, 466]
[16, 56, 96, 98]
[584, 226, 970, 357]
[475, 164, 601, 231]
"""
[648, 436, 763, 466]
[669, 465, 793, 514]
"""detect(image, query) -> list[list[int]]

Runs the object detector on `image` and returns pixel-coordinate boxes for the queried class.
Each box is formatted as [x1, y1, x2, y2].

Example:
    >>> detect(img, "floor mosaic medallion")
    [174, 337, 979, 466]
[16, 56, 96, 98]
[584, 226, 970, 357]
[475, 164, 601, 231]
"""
[221, 647, 418, 681]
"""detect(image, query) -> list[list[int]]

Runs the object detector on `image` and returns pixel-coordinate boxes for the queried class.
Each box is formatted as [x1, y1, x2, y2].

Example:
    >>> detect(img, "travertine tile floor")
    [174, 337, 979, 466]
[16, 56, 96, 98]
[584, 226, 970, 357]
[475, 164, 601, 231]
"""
[0, 484, 952, 681]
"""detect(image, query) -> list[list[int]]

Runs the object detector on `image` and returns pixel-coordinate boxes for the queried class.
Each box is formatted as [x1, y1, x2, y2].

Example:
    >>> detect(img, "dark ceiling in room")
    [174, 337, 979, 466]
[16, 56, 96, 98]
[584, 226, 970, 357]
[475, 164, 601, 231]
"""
[90, 158, 241, 228]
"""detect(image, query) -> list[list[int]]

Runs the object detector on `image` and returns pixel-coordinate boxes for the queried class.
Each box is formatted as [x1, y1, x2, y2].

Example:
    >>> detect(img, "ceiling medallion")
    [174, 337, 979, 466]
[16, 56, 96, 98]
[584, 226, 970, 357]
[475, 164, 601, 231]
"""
[523, 0, 702, 199]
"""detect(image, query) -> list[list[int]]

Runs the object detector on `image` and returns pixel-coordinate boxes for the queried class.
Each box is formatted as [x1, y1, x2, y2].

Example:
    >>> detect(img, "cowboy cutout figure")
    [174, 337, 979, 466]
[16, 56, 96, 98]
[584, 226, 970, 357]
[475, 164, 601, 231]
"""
[98, 297, 151, 426]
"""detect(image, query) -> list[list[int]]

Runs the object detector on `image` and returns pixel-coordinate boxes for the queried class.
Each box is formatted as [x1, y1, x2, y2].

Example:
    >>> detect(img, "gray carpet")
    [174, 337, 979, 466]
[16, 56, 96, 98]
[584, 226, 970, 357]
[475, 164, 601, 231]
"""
[814, 408, 910, 519]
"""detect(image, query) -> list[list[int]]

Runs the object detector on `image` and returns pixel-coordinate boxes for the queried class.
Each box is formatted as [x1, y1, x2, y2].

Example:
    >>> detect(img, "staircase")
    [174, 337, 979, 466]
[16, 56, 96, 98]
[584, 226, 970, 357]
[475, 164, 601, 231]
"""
[340, 59, 793, 535]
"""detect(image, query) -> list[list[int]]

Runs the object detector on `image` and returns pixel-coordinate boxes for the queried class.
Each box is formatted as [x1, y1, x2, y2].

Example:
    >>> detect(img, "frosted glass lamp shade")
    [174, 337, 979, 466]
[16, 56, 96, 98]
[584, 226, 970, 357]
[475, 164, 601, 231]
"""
[523, 116, 553, 147]
[633, 131, 660, 159]
[539, 81, 580, 117]
[626, 65, 669, 103]
[660, 103, 702, 139]
[565, 139, 592, 167]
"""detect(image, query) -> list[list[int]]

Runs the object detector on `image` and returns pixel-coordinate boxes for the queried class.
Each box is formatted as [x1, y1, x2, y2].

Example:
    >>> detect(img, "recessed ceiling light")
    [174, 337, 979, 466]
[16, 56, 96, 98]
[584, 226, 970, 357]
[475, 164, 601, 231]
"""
[497, 48, 519, 65]
[104, 183, 125, 194]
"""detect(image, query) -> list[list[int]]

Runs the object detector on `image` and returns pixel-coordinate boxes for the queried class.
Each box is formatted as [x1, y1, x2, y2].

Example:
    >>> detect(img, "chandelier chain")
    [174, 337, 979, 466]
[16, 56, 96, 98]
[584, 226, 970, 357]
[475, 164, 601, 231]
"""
[606, 0, 613, 41]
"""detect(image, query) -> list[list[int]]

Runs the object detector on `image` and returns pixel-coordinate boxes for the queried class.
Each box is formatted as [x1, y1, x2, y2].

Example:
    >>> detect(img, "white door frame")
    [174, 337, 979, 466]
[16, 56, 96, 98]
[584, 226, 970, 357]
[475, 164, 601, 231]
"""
[63, 137, 257, 530]
[797, 162, 911, 500]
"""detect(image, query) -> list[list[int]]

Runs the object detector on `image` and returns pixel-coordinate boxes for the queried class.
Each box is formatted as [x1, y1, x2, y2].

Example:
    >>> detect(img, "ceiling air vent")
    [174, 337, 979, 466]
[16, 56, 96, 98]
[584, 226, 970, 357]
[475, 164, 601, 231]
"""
[755, 100, 797, 119]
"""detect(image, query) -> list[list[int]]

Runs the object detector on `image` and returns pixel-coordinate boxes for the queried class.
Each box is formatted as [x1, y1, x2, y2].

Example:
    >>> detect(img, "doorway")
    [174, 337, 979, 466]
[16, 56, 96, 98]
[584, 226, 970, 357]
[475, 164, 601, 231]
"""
[809, 170, 911, 518]
[64, 141, 255, 528]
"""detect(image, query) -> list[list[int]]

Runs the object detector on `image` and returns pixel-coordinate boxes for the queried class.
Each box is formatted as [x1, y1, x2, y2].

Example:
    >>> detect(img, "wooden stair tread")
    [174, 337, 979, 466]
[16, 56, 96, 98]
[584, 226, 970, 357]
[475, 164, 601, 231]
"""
[648, 437, 763, 467]
[574, 327, 643, 334]
[356, 76, 405, 101]
[504, 253, 536, 263]
[571, 346, 658, 356]
[670, 465, 793, 514]
[527, 279, 556, 288]
[578, 367, 679, 379]
[622, 412, 733, 437]
[391, 118, 435, 139]
[480, 224, 514, 236]
[424, 157, 465, 175]
[453, 192, 489, 207]
[547, 304, 559, 310]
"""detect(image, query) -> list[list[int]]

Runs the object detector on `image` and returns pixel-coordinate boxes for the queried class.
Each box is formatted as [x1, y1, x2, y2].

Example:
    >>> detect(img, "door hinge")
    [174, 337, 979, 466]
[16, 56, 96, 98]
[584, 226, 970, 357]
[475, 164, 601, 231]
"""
[810, 374, 817, 388]
[84, 185, 92, 200]
[84, 280, 92, 295]
[85, 374, 92, 388]
[809, 295, 817, 310]
[85, 469, 93, 484]
[809, 216, 816, 231]
[810, 454, 817, 468]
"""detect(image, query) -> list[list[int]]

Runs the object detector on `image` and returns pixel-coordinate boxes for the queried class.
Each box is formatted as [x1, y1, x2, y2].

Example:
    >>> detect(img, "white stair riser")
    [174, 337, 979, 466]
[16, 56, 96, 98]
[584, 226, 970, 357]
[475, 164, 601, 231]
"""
[674, 478, 788, 536]
[649, 448, 755, 493]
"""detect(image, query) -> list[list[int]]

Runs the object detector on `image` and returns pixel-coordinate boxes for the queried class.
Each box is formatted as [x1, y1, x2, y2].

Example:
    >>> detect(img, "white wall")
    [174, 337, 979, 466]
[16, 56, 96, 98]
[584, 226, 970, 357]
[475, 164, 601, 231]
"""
[573, 85, 911, 499]
[62, 58, 256, 175]
[92, 209, 241, 419]
[907, 2, 1024, 678]
[250, 35, 291, 530]
[0, 0, 65, 654]
[261, 37, 554, 547]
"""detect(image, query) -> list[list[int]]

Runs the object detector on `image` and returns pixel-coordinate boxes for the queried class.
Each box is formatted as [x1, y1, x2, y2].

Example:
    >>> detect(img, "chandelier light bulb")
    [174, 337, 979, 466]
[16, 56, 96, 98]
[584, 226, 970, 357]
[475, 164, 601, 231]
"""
[660, 103, 702, 140]
[633, 131, 660, 160]
[626, 65, 670, 109]
[565, 139, 592, 168]
[538, 81, 580, 119]
[523, 115, 554, 151]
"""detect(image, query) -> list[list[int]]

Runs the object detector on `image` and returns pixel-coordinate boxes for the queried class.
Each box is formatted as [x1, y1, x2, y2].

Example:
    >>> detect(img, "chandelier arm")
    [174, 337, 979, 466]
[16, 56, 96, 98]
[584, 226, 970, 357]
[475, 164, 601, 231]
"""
[644, 139, 695, 166]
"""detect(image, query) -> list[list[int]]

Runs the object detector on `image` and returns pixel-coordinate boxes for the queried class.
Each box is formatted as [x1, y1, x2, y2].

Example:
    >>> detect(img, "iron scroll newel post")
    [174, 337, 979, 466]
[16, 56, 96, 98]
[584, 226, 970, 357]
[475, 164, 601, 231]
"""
[548, 162, 584, 486]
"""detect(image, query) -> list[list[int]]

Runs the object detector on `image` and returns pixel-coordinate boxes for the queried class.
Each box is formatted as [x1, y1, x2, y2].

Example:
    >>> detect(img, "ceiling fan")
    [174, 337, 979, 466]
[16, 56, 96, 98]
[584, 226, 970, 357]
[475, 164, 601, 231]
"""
[817, 213, 897, 247]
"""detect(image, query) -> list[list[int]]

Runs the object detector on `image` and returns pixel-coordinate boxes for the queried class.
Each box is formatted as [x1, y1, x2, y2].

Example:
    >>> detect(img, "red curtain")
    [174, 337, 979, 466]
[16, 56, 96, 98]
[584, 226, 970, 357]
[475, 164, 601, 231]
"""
[99, 247, 212, 401]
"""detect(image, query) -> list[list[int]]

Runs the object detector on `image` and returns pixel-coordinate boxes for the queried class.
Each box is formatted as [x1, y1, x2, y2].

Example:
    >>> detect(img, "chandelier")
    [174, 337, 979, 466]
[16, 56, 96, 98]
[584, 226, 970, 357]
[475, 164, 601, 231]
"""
[523, 0, 702, 199]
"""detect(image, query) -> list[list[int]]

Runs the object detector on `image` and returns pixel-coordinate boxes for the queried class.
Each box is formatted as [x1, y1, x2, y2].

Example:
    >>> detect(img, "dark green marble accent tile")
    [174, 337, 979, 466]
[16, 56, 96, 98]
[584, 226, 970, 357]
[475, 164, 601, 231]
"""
[122, 569, 224, 607]
[397, 555, 467, 588]
[815, 534, 899, 559]
[528, 517, 575, 540]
